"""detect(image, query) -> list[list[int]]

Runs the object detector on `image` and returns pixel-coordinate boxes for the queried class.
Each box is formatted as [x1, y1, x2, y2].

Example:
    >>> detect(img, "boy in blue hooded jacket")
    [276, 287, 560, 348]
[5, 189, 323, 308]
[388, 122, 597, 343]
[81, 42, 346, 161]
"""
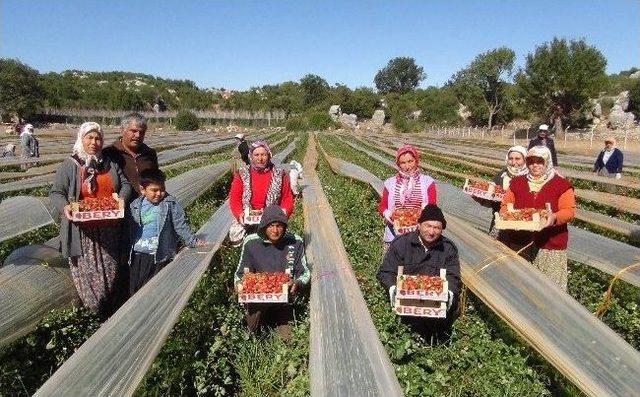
[128, 169, 205, 295]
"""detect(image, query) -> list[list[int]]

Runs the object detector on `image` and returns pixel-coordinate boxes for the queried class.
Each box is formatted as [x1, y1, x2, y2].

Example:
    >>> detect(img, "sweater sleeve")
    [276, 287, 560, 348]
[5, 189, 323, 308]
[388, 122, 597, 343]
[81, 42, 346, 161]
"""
[293, 237, 311, 286]
[279, 171, 294, 217]
[228, 172, 244, 221]
[554, 188, 576, 225]
[235, 239, 254, 284]
[426, 182, 437, 204]
[593, 151, 603, 172]
[616, 149, 624, 173]
[378, 187, 390, 216]
[49, 160, 72, 221]
[377, 240, 402, 291]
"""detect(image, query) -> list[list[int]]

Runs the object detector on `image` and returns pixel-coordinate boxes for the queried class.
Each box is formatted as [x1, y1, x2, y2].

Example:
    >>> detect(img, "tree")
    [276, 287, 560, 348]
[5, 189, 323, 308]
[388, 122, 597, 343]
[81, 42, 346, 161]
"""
[342, 87, 379, 119]
[416, 87, 461, 125]
[300, 74, 329, 106]
[515, 38, 608, 132]
[174, 110, 200, 131]
[450, 47, 515, 128]
[0, 58, 43, 120]
[374, 57, 426, 94]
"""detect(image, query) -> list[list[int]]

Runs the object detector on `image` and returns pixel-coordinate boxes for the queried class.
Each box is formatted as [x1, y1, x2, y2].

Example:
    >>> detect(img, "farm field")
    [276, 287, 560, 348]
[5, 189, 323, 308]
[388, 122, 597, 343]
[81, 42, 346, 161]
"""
[1, 129, 639, 397]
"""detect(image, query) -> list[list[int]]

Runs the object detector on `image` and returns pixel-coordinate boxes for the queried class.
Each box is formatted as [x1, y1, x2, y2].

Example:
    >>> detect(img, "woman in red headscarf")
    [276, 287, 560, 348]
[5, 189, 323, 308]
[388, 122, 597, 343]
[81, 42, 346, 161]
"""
[378, 145, 437, 253]
[228, 140, 294, 245]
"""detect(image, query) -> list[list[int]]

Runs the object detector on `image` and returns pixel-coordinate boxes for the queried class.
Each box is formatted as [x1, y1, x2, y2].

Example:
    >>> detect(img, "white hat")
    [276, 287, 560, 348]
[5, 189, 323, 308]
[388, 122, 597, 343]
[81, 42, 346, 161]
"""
[234, 133, 244, 140]
[538, 124, 549, 131]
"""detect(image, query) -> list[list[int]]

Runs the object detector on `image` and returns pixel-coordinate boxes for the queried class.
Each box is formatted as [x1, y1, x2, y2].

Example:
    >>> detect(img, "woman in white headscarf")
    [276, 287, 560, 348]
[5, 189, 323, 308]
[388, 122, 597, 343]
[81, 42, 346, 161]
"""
[474, 145, 528, 238]
[19, 124, 38, 169]
[50, 122, 132, 314]
[500, 146, 575, 291]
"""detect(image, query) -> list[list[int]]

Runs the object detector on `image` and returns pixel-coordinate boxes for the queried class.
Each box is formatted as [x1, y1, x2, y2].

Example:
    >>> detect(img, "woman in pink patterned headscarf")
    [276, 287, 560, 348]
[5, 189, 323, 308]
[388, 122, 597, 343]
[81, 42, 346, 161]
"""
[378, 144, 437, 253]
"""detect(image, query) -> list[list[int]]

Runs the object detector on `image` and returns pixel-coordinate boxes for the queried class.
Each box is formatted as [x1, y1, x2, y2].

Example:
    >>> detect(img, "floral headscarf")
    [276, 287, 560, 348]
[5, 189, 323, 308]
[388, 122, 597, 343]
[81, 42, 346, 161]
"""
[249, 140, 273, 172]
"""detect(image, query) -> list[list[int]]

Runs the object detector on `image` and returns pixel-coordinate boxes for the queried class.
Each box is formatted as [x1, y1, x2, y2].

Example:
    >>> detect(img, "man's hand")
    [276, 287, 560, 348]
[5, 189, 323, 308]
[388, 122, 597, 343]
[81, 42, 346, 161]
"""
[615, 173, 622, 180]
[447, 291, 455, 310]
[235, 283, 244, 294]
[388, 285, 396, 307]
[289, 281, 298, 296]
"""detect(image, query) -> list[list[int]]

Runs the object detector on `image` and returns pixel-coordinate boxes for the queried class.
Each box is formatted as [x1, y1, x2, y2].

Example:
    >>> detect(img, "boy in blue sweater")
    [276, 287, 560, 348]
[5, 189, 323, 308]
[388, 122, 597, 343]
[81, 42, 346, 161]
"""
[128, 169, 205, 295]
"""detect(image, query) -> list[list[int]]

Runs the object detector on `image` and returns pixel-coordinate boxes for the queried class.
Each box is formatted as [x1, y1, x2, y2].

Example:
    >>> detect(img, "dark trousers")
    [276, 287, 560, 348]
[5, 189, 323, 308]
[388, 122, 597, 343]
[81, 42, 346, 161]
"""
[245, 303, 293, 340]
[129, 252, 167, 296]
[402, 302, 459, 345]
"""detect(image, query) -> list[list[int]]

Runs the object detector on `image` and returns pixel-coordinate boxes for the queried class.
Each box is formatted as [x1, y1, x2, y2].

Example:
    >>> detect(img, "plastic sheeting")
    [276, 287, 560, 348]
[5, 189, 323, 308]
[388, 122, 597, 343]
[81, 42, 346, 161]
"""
[0, 196, 54, 243]
[341, 139, 640, 290]
[304, 134, 402, 396]
[0, 245, 75, 346]
[321, 148, 640, 397]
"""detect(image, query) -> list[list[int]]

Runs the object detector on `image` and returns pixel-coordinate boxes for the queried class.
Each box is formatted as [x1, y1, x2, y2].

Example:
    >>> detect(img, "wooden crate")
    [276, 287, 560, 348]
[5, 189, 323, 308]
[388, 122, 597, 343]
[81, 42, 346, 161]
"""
[238, 268, 290, 303]
[70, 193, 124, 222]
[244, 208, 263, 225]
[494, 203, 549, 231]
[392, 208, 420, 235]
[394, 267, 448, 318]
[463, 178, 504, 202]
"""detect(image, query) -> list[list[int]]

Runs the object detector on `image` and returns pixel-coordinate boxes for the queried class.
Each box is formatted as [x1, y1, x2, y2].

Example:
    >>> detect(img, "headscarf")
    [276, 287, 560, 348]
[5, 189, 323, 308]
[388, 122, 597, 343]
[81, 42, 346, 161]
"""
[526, 146, 555, 192]
[20, 124, 34, 137]
[249, 140, 273, 172]
[505, 145, 528, 177]
[394, 145, 420, 204]
[72, 122, 104, 195]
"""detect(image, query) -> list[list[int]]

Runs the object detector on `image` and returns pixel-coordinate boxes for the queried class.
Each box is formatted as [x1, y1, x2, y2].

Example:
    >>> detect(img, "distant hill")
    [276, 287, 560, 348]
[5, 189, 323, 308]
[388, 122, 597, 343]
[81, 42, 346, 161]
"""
[39, 70, 224, 111]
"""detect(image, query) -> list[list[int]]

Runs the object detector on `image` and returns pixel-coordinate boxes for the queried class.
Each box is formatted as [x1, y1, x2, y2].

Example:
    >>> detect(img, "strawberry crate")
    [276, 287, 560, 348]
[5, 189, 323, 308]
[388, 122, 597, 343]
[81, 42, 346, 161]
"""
[70, 193, 125, 222]
[494, 203, 550, 231]
[238, 268, 290, 303]
[394, 266, 448, 318]
[392, 207, 420, 235]
[463, 178, 505, 202]
[243, 208, 264, 225]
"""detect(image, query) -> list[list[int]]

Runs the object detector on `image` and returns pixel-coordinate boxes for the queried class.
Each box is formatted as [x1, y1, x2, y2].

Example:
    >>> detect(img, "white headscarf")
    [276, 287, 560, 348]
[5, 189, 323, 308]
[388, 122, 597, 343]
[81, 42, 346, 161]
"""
[72, 122, 104, 195]
[526, 146, 555, 192]
[505, 145, 528, 177]
[20, 124, 34, 137]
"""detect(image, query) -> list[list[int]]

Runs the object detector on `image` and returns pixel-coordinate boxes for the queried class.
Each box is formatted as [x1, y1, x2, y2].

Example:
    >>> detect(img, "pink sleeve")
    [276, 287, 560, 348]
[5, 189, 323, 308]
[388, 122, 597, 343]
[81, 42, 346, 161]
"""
[379, 187, 389, 216]
[427, 182, 437, 204]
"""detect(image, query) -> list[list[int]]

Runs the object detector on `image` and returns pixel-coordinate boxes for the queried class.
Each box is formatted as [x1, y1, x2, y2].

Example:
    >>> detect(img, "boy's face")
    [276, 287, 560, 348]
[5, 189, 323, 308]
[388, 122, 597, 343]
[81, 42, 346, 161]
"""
[265, 222, 285, 242]
[140, 182, 166, 204]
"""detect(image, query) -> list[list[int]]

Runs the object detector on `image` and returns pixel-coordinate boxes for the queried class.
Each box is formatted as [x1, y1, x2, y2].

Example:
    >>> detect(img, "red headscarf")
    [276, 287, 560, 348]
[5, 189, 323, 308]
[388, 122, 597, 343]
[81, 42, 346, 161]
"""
[395, 144, 419, 166]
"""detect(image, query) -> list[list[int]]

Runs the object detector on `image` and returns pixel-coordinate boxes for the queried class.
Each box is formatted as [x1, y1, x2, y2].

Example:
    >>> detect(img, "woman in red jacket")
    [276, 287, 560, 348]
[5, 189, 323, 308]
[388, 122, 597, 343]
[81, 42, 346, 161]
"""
[228, 140, 293, 244]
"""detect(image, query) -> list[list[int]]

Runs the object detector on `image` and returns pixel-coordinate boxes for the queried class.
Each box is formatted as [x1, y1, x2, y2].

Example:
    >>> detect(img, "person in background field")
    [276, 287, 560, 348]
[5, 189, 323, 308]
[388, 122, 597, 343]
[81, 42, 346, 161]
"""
[528, 124, 557, 167]
[379, 145, 437, 254]
[49, 122, 132, 314]
[472, 146, 528, 244]
[593, 137, 623, 179]
[288, 160, 303, 196]
[234, 133, 250, 165]
[103, 113, 159, 197]
[228, 140, 294, 245]
[500, 146, 575, 291]
[128, 169, 206, 295]
[2, 143, 16, 157]
[19, 124, 39, 169]
[234, 205, 310, 340]
[377, 205, 461, 344]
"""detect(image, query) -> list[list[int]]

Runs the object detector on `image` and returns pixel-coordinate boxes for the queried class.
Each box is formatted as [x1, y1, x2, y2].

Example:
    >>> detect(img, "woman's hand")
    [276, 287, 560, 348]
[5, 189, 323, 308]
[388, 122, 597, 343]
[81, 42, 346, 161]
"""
[545, 212, 557, 228]
[63, 204, 74, 221]
[235, 282, 244, 294]
[383, 209, 393, 224]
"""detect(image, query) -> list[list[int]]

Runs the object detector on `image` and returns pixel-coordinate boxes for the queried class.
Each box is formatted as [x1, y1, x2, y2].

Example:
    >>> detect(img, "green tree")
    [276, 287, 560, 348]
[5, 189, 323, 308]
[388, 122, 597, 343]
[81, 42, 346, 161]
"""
[342, 87, 379, 118]
[300, 74, 329, 107]
[174, 110, 200, 131]
[450, 47, 515, 128]
[515, 38, 608, 132]
[374, 57, 426, 94]
[0, 58, 43, 119]
[417, 87, 461, 125]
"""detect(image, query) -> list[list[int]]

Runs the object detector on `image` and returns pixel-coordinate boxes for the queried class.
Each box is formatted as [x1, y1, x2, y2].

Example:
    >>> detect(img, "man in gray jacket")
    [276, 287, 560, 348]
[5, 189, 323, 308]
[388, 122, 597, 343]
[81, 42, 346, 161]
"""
[235, 204, 310, 339]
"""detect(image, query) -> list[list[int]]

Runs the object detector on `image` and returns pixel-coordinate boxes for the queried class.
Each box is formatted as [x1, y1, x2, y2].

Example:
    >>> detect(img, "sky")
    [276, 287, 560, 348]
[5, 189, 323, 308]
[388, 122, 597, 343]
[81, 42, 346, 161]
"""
[1, 1, 638, 90]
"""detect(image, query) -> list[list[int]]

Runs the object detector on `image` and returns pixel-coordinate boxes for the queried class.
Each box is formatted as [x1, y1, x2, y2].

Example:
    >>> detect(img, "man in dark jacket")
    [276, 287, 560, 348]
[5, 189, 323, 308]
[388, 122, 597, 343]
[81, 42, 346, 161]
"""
[103, 113, 159, 197]
[235, 133, 250, 165]
[528, 124, 558, 166]
[234, 204, 310, 339]
[377, 204, 461, 343]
